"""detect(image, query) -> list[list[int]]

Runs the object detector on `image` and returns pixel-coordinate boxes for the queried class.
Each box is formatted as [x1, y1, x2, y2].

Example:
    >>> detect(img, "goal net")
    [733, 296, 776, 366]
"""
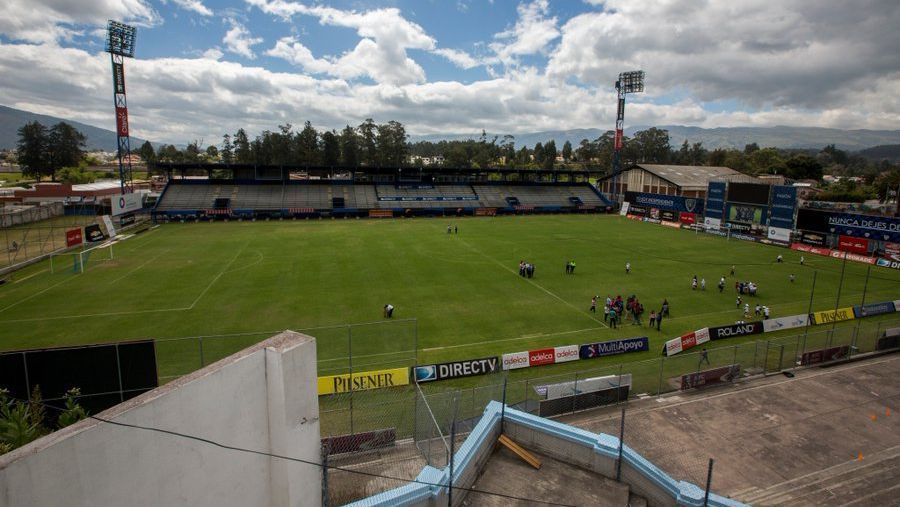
[50, 242, 114, 274]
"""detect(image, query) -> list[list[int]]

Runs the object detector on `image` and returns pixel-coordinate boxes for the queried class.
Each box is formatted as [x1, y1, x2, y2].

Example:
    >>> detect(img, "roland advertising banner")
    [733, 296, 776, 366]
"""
[412, 357, 499, 383]
[317, 367, 409, 395]
[708, 321, 764, 341]
[579, 337, 649, 359]
[810, 307, 855, 325]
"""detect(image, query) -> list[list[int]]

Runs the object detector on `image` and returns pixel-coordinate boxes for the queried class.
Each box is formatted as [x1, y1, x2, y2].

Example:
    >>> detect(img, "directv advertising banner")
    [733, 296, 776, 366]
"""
[876, 258, 900, 270]
[113, 63, 126, 94]
[853, 301, 896, 319]
[413, 357, 499, 383]
[624, 192, 704, 214]
[579, 337, 650, 359]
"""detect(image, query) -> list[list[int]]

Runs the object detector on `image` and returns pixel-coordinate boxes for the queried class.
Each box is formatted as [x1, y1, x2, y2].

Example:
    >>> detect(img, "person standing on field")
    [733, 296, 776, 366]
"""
[625, 262, 631, 274]
[590, 296, 597, 313]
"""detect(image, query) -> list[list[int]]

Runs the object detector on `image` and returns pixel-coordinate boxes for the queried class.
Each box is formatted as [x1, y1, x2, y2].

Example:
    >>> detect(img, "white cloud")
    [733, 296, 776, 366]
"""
[172, 0, 213, 17]
[250, 1, 434, 85]
[0, 0, 160, 43]
[265, 37, 332, 73]
[489, 0, 559, 65]
[433, 48, 480, 70]
[222, 20, 263, 59]
[202, 48, 224, 60]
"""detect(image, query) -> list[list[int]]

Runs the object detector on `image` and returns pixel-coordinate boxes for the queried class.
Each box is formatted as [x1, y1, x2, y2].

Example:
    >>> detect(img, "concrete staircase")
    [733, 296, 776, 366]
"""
[733, 445, 900, 506]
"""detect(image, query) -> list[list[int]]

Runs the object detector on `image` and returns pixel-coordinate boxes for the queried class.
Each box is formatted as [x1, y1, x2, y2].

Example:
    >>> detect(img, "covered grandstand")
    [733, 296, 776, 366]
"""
[152, 164, 612, 219]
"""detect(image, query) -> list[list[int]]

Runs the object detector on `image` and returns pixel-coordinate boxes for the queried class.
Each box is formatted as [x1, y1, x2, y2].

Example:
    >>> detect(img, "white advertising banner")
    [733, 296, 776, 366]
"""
[665, 336, 683, 356]
[620, 202, 630, 216]
[101, 215, 116, 239]
[763, 314, 810, 333]
[112, 192, 143, 216]
[704, 217, 721, 229]
[553, 345, 580, 363]
[767, 226, 792, 243]
[501, 351, 530, 370]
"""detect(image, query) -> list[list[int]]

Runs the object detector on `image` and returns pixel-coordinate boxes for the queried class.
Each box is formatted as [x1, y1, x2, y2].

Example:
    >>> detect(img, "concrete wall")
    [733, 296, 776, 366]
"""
[0, 330, 321, 507]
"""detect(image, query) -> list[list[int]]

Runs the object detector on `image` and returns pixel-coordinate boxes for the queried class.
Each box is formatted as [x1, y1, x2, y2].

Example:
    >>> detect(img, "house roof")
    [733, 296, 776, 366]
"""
[631, 164, 757, 189]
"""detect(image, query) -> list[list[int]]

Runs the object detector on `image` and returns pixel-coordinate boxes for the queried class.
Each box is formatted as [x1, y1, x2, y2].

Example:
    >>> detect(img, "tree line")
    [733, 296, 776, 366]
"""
[16, 121, 87, 182]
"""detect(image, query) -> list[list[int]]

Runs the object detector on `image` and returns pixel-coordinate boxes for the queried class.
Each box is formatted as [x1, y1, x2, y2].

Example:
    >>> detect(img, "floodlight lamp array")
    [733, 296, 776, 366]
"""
[105, 20, 137, 58]
[617, 70, 645, 94]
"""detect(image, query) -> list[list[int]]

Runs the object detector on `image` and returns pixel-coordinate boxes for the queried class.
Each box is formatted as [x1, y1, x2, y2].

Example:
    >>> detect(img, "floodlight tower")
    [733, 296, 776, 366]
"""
[610, 70, 644, 203]
[105, 20, 137, 193]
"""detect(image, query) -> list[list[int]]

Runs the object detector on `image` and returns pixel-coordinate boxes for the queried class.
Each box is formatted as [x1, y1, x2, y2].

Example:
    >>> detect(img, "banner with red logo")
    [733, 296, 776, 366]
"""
[838, 235, 869, 254]
[679, 212, 696, 225]
[501, 351, 529, 370]
[829, 250, 876, 265]
[65, 228, 83, 247]
[664, 327, 710, 356]
[553, 345, 580, 363]
[885, 242, 900, 260]
[116, 106, 129, 136]
[528, 348, 556, 367]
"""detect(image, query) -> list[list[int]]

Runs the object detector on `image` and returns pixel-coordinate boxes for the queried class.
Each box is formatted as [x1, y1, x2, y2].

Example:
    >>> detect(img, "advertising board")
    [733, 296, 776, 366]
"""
[727, 204, 765, 225]
[799, 346, 849, 366]
[763, 314, 809, 333]
[664, 328, 709, 356]
[838, 235, 869, 254]
[660, 209, 677, 222]
[767, 227, 791, 244]
[65, 228, 83, 248]
[800, 231, 826, 246]
[728, 182, 770, 205]
[829, 250, 875, 265]
[679, 212, 696, 225]
[112, 192, 143, 216]
[84, 224, 105, 243]
[620, 202, 630, 216]
[579, 337, 649, 359]
[885, 242, 900, 260]
[529, 348, 556, 367]
[680, 364, 741, 390]
[810, 307, 855, 325]
[852, 301, 896, 319]
[877, 258, 900, 270]
[708, 321, 763, 340]
[115, 106, 129, 136]
[553, 345, 580, 363]
[101, 215, 117, 239]
[412, 357, 499, 383]
[624, 191, 704, 214]
[317, 367, 409, 395]
[704, 217, 721, 229]
[501, 351, 529, 370]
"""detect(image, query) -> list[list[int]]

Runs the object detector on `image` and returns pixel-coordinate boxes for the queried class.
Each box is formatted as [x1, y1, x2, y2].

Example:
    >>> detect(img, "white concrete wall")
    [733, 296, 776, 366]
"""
[0, 330, 321, 507]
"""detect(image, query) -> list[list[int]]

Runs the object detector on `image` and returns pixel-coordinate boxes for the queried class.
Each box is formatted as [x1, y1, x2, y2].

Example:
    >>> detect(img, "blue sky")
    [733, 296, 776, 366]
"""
[0, 0, 898, 144]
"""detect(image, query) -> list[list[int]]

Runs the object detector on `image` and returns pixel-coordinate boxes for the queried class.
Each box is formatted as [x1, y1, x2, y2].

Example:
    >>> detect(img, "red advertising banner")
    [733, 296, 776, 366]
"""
[528, 348, 556, 367]
[679, 212, 696, 225]
[680, 364, 741, 390]
[614, 129, 623, 150]
[116, 106, 129, 136]
[838, 235, 869, 254]
[885, 242, 900, 259]
[799, 345, 849, 366]
[65, 228, 83, 247]
[830, 250, 876, 265]
[790, 242, 832, 256]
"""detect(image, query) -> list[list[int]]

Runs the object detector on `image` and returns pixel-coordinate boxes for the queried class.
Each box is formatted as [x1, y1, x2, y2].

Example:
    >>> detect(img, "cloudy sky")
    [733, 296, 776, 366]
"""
[0, 0, 898, 145]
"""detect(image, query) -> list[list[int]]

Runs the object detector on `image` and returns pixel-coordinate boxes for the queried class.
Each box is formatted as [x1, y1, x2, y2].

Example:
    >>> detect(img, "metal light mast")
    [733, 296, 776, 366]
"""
[611, 70, 644, 203]
[105, 21, 137, 193]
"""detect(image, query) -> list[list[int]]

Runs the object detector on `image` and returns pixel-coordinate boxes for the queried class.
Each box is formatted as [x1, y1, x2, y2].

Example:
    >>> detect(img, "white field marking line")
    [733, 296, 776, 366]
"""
[0, 275, 77, 314]
[224, 250, 265, 274]
[0, 244, 249, 323]
[421, 326, 604, 352]
[838, 481, 900, 507]
[12, 269, 48, 284]
[317, 349, 417, 363]
[574, 355, 900, 425]
[107, 250, 170, 285]
[187, 243, 249, 309]
[458, 238, 609, 329]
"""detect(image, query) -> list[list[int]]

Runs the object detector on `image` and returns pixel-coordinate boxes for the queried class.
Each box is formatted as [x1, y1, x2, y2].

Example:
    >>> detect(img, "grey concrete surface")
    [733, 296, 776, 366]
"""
[557, 354, 900, 506]
[462, 446, 634, 507]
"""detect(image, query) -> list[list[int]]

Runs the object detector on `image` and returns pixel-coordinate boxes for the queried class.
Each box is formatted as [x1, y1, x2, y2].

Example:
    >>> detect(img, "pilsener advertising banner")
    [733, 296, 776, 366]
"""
[317, 367, 409, 395]
[810, 307, 855, 325]
[413, 357, 499, 383]
[579, 337, 649, 359]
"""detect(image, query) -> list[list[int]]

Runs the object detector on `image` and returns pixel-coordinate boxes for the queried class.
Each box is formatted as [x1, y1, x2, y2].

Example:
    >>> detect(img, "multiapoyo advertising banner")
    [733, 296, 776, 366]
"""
[579, 337, 650, 359]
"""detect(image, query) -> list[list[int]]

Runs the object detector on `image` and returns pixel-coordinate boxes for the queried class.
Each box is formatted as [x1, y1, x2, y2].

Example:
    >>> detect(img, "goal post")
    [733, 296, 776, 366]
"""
[49, 242, 114, 274]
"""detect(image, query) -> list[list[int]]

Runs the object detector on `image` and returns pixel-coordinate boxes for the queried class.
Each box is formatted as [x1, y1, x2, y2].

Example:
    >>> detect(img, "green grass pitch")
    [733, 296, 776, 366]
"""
[0, 214, 898, 385]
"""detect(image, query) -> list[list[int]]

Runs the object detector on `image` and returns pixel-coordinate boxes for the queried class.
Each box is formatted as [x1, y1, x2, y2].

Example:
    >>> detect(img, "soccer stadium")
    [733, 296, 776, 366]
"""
[2, 4, 900, 507]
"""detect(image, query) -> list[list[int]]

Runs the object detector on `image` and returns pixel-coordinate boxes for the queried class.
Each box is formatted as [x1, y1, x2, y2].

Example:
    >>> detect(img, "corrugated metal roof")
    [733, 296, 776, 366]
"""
[72, 181, 122, 191]
[633, 164, 758, 189]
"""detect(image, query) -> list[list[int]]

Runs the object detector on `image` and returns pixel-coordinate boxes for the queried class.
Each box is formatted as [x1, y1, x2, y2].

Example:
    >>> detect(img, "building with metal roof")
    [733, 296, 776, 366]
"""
[597, 164, 760, 200]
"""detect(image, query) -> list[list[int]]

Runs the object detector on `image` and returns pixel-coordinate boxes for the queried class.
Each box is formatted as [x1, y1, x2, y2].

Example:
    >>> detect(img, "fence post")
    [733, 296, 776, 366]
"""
[617, 363, 624, 404]
[572, 371, 578, 414]
[777, 345, 785, 372]
[115, 343, 125, 403]
[752, 341, 759, 371]
[656, 356, 665, 397]
[22, 352, 31, 401]
[732, 345, 738, 371]
[616, 406, 626, 481]
[448, 417, 456, 507]
[501, 375, 507, 428]
[321, 443, 330, 507]
[763, 341, 770, 375]
[703, 458, 715, 506]
[199, 336, 205, 367]
[348, 325, 354, 435]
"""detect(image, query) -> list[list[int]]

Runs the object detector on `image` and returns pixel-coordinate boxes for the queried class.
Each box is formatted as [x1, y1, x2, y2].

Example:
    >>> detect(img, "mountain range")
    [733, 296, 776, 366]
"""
[1, 104, 899, 153]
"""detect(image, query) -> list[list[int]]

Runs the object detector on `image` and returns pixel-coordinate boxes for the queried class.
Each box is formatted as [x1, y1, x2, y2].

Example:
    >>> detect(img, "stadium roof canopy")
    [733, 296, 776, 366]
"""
[629, 164, 756, 189]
